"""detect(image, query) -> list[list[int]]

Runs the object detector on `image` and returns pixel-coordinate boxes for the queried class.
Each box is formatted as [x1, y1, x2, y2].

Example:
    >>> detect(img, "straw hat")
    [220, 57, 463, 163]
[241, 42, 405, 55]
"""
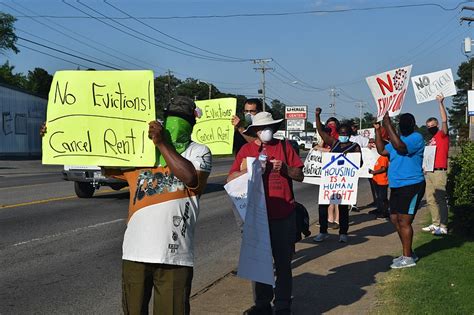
[243, 111, 283, 135]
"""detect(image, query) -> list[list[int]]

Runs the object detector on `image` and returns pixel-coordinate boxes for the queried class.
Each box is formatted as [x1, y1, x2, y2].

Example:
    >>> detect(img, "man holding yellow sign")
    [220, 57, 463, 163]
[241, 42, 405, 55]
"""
[41, 70, 212, 314]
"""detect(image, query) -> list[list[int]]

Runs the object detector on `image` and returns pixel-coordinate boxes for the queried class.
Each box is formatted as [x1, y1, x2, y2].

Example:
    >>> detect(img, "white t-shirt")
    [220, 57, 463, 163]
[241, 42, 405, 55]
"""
[119, 142, 212, 266]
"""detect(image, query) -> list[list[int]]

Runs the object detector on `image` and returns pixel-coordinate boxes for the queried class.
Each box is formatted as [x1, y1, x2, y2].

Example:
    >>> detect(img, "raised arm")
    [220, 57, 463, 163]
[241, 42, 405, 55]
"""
[374, 122, 389, 156]
[382, 112, 407, 155]
[315, 107, 337, 147]
[436, 95, 449, 135]
[149, 121, 198, 188]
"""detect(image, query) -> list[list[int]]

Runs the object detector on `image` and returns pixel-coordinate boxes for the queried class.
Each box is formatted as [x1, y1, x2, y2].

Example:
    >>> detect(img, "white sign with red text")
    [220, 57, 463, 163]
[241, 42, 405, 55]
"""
[366, 65, 412, 121]
[285, 106, 307, 119]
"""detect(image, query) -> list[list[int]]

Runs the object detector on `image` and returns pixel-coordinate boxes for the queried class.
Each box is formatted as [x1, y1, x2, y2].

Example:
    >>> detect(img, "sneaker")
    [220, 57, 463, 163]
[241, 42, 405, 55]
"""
[376, 213, 390, 219]
[432, 226, 448, 235]
[243, 304, 272, 315]
[313, 233, 329, 242]
[392, 252, 419, 263]
[368, 209, 380, 215]
[339, 234, 348, 243]
[421, 224, 438, 232]
[390, 256, 416, 269]
[328, 222, 339, 230]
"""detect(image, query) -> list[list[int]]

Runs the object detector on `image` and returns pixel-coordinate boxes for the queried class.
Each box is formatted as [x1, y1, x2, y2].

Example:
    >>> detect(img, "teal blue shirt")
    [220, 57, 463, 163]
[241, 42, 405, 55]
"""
[385, 132, 425, 188]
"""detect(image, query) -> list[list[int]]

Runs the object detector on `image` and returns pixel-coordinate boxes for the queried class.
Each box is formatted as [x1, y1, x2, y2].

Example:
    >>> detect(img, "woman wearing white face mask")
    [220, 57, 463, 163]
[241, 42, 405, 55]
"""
[227, 111, 304, 315]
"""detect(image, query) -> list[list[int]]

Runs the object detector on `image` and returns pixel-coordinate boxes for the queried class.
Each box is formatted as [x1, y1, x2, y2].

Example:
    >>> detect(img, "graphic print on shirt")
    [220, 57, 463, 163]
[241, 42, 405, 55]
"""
[169, 201, 191, 254]
[199, 150, 212, 172]
[133, 170, 185, 205]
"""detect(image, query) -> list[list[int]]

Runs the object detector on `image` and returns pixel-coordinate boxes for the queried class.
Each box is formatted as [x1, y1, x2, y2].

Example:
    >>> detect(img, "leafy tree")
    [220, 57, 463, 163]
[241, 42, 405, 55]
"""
[0, 12, 19, 54]
[0, 61, 26, 88]
[268, 99, 285, 120]
[154, 74, 181, 118]
[25, 67, 53, 98]
[449, 58, 473, 141]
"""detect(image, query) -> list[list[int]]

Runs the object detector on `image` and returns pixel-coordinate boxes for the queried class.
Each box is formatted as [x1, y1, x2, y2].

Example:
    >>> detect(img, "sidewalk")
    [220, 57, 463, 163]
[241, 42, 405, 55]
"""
[191, 204, 428, 315]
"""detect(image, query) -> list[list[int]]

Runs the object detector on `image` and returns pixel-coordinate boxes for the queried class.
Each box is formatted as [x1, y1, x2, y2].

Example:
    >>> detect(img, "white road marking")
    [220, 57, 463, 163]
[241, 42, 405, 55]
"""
[10, 218, 126, 248]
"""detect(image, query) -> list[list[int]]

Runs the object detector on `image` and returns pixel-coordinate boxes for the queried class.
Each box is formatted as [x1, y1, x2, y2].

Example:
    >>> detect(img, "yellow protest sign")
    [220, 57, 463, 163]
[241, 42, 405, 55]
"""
[192, 98, 236, 155]
[42, 70, 156, 167]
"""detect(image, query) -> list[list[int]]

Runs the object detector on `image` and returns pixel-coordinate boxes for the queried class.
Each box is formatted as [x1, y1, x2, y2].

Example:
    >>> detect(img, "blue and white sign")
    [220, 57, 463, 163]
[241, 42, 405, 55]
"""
[318, 152, 361, 205]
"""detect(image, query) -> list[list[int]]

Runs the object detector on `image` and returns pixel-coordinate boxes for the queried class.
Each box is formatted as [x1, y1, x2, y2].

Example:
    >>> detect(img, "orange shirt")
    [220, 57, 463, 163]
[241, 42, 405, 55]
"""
[372, 155, 389, 186]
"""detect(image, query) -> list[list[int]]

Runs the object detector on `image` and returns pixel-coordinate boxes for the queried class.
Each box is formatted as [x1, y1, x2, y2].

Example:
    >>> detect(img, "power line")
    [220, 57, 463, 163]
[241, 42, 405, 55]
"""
[18, 36, 121, 69]
[3, 1, 157, 70]
[17, 43, 90, 68]
[273, 59, 326, 91]
[13, 1, 470, 20]
[103, 0, 251, 62]
[64, 0, 250, 62]
[16, 27, 125, 70]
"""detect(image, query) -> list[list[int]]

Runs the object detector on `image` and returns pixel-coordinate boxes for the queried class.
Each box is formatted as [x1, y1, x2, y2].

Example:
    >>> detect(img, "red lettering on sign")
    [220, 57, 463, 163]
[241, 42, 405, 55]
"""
[376, 74, 394, 96]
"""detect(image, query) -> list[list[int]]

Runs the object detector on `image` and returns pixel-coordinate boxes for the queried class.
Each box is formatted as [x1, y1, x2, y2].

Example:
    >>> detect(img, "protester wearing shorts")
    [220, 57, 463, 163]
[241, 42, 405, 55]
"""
[228, 111, 304, 315]
[313, 107, 362, 244]
[374, 112, 425, 269]
[422, 95, 450, 236]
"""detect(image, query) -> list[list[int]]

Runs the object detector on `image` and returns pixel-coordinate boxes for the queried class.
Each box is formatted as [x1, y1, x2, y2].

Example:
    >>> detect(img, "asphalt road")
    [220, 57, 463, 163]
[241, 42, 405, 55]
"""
[0, 157, 323, 314]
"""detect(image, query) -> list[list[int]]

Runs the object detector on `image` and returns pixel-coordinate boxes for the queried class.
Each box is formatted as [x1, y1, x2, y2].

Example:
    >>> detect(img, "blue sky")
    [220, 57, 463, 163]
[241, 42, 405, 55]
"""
[1, 0, 472, 124]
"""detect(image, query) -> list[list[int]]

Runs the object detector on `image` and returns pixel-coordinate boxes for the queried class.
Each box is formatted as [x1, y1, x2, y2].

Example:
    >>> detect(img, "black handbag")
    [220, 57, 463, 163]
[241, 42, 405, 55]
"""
[281, 140, 311, 242]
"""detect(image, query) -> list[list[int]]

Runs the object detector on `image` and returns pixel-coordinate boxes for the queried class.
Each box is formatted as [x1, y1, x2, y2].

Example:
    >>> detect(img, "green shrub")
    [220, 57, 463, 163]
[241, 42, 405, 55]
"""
[447, 141, 474, 236]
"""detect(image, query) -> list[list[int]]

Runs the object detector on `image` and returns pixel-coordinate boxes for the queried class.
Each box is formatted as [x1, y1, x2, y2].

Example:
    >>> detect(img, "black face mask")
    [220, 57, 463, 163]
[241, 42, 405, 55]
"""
[428, 126, 439, 136]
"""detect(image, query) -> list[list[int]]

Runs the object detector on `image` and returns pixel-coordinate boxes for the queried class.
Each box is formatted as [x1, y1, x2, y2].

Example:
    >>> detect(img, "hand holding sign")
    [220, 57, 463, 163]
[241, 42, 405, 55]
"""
[148, 120, 164, 146]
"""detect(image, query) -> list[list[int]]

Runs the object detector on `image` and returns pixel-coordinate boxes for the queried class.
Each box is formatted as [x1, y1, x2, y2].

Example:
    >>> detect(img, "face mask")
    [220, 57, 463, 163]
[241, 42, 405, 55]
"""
[158, 116, 192, 166]
[339, 135, 350, 143]
[244, 113, 253, 124]
[258, 128, 274, 143]
[428, 126, 439, 136]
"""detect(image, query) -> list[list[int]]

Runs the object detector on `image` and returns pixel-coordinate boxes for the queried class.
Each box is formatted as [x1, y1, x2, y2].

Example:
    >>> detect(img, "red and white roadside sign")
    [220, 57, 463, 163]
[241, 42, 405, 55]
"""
[285, 106, 307, 120]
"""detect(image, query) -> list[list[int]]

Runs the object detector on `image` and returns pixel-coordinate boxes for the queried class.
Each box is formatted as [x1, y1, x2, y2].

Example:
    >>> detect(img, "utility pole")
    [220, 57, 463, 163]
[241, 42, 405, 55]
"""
[329, 88, 339, 117]
[253, 58, 273, 111]
[166, 69, 172, 103]
[197, 80, 212, 99]
[355, 102, 366, 129]
[461, 7, 474, 141]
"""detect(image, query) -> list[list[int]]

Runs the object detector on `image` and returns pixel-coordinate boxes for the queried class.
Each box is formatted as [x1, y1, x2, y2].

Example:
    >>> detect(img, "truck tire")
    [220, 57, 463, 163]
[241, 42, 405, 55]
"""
[74, 181, 95, 198]
[109, 183, 126, 191]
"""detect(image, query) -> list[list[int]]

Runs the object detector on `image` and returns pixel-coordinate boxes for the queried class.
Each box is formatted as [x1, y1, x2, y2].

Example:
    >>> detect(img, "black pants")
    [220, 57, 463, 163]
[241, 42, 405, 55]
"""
[253, 212, 295, 311]
[318, 205, 349, 235]
[374, 184, 389, 215]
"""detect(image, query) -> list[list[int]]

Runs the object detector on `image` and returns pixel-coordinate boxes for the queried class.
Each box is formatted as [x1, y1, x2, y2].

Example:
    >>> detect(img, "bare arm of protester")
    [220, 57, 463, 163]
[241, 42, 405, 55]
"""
[369, 166, 387, 175]
[436, 95, 449, 135]
[270, 160, 304, 182]
[149, 120, 198, 188]
[315, 107, 337, 147]
[374, 122, 389, 156]
[39, 122, 47, 137]
[382, 112, 408, 155]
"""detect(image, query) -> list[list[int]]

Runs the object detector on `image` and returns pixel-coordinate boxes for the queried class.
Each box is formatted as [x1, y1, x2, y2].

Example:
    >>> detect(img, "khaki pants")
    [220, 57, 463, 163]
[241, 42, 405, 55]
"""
[425, 170, 448, 228]
[122, 260, 193, 315]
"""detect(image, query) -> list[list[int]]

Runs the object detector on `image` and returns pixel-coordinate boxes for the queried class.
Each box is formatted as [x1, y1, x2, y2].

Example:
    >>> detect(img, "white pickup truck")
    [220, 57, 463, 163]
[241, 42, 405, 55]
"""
[63, 165, 128, 198]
